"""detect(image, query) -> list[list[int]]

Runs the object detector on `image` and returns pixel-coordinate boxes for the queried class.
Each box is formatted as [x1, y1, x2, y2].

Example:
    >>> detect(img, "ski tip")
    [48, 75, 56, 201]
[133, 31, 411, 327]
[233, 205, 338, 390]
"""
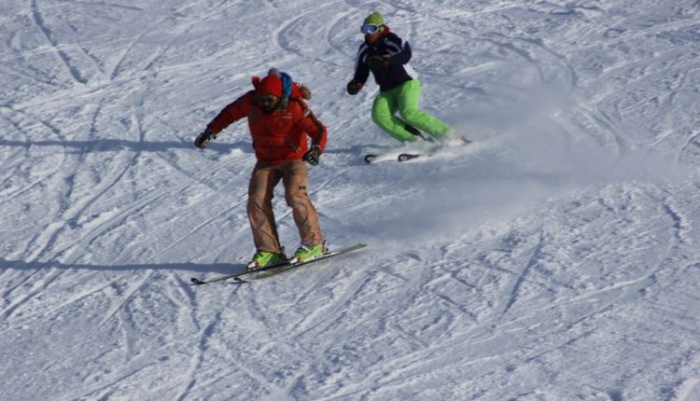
[397, 153, 420, 162]
[191, 277, 205, 285]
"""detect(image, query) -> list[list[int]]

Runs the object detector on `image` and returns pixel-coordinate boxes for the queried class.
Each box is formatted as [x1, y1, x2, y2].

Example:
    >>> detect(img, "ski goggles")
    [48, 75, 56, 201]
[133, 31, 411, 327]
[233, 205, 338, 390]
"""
[361, 24, 382, 34]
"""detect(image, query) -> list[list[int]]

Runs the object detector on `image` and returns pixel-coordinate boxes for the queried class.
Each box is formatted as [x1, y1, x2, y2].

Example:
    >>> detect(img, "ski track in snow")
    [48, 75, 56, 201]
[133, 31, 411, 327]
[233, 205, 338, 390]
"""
[2, 1, 700, 400]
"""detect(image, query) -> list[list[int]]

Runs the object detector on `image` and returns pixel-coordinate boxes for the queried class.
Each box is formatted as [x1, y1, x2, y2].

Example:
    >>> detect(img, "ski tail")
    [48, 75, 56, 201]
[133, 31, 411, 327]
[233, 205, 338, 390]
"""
[190, 259, 291, 285]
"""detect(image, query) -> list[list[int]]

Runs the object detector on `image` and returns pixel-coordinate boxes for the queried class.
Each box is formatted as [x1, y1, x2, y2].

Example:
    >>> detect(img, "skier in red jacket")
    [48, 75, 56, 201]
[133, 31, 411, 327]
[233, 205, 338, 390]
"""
[195, 71, 328, 270]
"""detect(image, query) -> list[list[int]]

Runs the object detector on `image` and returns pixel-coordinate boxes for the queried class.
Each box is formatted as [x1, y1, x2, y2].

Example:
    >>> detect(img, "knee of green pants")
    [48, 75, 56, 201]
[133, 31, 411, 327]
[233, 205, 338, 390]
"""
[372, 110, 416, 142]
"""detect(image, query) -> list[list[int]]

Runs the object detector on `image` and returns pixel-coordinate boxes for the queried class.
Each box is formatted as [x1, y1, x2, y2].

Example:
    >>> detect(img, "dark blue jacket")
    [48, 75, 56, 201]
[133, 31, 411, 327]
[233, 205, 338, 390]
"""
[352, 28, 418, 92]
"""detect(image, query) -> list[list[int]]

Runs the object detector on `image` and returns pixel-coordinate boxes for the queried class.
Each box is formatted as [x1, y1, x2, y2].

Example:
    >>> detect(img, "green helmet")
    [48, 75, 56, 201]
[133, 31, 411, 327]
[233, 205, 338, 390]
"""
[363, 12, 384, 26]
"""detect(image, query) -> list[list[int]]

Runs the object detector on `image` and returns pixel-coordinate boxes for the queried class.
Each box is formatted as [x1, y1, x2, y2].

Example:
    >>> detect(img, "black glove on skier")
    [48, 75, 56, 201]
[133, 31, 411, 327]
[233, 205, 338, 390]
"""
[347, 80, 362, 95]
[303, 145, 322, 165]
[194, 128, 216, 149]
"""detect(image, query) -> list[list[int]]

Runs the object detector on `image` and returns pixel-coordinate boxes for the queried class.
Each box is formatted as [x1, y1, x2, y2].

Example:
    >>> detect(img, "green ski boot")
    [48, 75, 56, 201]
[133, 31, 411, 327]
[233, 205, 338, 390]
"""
[247, 250, 287, 271]
[290, 241, 328, 264]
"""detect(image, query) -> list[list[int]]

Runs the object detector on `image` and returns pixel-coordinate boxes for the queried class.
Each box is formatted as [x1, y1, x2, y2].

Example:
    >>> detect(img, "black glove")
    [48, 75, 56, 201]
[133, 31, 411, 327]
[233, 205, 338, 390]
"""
[366, 55, 388, 69]
[347, 80, 362, 95]
[303, 145, 322, 165]
[194, 129, 216, 149]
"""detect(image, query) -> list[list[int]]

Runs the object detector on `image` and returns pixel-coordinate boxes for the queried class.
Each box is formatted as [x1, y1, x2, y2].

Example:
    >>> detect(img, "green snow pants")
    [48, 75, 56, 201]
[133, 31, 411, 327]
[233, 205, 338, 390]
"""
[371, 79, 452, 142]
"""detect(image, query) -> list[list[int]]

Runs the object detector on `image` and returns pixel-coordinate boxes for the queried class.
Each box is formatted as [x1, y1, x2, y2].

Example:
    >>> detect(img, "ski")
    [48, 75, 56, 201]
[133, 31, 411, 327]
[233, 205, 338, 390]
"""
[236, 243, 367, 282]
[364, 137, 471, 164]
[397, 153, 421, 162]
[364, 153, 422, 164]
[190, 259, 291, 285]
[190, 243, 366, 285]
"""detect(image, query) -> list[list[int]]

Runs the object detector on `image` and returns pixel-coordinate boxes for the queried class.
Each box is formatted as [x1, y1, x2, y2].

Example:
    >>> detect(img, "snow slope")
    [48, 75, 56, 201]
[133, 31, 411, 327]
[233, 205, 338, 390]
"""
[2, 0, 700, 400]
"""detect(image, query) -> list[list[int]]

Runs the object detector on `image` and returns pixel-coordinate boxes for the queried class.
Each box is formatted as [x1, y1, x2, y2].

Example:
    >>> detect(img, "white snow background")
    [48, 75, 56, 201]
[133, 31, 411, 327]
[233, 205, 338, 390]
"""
[2, 1, 700, 400]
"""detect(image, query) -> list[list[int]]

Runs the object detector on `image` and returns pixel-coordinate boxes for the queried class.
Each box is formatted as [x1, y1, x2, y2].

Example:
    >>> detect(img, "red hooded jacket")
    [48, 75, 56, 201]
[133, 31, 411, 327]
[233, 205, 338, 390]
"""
[206, 81, 327, 165]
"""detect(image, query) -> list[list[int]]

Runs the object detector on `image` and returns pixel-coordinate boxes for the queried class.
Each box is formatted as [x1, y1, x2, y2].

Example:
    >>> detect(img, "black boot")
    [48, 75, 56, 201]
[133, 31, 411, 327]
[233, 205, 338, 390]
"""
[404, 124, 434, 142]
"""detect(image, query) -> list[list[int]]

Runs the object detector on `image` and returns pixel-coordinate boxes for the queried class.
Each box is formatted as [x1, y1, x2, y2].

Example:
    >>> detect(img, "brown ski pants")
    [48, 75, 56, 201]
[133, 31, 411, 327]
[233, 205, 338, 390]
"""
[247, 160, 323, 253]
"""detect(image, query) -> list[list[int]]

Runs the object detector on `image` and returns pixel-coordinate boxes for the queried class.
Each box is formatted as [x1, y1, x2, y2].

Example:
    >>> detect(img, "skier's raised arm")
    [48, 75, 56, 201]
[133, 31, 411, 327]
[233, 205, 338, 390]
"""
[194, 93, 253, 149]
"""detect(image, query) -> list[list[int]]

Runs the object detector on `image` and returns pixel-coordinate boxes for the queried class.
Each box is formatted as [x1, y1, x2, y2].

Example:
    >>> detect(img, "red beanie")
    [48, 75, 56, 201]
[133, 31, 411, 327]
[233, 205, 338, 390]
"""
[257, 75, 283, 97]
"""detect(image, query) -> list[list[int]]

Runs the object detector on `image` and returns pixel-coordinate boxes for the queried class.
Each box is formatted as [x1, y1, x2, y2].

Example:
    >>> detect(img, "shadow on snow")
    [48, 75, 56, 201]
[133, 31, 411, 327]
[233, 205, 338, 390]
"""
[0, 139, 253, 154]
[0, 258, 246, 276]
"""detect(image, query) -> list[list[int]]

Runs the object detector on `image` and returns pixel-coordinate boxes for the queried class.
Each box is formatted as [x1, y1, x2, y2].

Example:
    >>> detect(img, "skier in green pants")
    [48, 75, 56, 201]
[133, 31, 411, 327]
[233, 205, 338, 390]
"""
[347, 12, 466, 145]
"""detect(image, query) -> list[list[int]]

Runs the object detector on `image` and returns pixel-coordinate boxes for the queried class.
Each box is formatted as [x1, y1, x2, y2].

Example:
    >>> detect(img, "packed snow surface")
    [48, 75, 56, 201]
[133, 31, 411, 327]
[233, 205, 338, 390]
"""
[2, 1, 700, 400]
